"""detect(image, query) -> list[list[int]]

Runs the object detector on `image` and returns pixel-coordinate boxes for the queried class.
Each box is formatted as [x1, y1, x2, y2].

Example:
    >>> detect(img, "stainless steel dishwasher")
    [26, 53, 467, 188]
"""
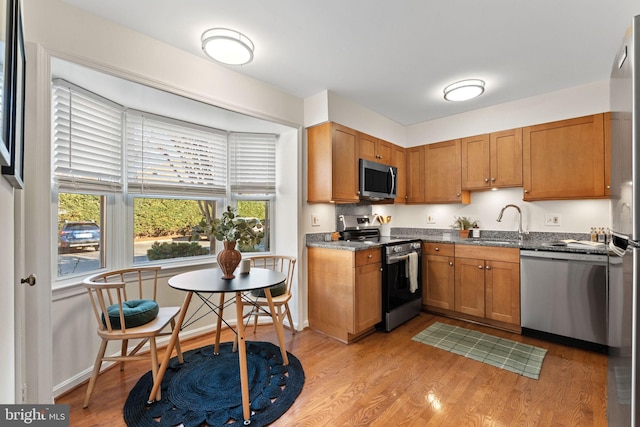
[520, 249, 608, 352]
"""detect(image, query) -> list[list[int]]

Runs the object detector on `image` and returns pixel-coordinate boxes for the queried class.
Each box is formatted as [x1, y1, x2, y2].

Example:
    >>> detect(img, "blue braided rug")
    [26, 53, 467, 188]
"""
[123, 341, 304, 427]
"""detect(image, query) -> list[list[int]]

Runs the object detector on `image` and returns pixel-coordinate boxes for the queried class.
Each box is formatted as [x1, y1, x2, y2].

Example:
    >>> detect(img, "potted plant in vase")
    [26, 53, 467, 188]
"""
[192, 206, 264, 279]
[450, 216, 477, 239]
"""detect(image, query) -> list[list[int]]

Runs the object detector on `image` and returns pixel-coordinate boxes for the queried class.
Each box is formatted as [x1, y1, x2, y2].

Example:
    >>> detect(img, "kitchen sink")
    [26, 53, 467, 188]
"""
[468, 240, 514, 245]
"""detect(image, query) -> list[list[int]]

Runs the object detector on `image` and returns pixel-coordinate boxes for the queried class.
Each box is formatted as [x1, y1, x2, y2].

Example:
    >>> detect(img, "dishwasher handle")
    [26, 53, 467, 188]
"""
[520, 249, 607, 264]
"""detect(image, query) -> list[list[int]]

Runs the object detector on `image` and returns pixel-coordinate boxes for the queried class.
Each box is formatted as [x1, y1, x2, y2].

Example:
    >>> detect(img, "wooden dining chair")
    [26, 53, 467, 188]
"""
[82, 266, 183, 408]
[241, 255, 297, 334]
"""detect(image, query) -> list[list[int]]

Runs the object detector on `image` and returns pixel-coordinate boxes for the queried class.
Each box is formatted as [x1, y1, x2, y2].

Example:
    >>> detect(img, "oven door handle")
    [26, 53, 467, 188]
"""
[387, 254, 409, 264]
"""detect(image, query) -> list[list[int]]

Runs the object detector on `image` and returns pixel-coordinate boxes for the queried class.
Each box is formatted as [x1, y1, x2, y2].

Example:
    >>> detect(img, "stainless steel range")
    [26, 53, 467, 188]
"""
[339, 215, 422, 331]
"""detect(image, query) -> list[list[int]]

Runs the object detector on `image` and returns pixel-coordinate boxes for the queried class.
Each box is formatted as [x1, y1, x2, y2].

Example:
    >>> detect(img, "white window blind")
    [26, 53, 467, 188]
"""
[126, 111, 228, 197]
[229, 132, 277, 194]
[52, 79, 123, 191]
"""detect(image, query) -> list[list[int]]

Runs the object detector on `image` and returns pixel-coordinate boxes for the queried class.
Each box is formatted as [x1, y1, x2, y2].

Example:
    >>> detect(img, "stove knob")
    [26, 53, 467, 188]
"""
[412, 242, 421, 250]
[393, 246, 402, 253]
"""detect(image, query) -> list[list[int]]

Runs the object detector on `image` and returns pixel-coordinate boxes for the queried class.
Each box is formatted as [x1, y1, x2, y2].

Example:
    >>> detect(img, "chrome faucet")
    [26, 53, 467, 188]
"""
[497, 204, 527, 240]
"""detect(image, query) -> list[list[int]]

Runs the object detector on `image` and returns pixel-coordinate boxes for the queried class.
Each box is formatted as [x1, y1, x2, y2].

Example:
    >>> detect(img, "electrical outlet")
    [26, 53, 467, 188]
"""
[311, 214, 320, 227]
[426, 214, 437, 224]
[545, 213, 561, 226]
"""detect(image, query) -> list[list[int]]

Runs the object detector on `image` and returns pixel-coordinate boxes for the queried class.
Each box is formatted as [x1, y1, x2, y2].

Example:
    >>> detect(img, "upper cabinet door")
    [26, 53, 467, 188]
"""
[490, 128, 523, 188]
[461, 134, 491, 190]
[405, 146, 425, 203]
[307, 122, 359, 203]
[425, 139, 470, 204]
[523, 114, 606, 201]
[357, 132, 378, 162]
[392, 145, 407, 204]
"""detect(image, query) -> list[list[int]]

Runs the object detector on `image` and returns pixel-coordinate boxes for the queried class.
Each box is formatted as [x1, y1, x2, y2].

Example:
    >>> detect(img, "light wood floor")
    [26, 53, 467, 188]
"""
[56, 313, 608, 426]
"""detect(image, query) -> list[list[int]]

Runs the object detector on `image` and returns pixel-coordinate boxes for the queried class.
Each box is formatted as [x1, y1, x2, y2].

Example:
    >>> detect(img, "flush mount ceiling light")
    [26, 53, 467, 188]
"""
[201, 28, 254, 65]
[443, 79, 485, 101]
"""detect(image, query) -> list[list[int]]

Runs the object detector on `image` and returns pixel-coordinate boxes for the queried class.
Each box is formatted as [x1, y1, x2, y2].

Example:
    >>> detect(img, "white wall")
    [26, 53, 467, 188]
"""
[406, 80, 609, 145]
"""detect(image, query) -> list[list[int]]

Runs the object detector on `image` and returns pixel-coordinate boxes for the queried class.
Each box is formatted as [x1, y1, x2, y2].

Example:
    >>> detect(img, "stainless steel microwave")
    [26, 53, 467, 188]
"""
[359, 159, 397, 200]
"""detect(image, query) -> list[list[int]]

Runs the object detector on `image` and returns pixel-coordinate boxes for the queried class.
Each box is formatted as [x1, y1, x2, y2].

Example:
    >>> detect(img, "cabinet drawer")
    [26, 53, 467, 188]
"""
[423, 242, 455, 257]
[455, 245, 519, 263]
[355, 248, 381, 266]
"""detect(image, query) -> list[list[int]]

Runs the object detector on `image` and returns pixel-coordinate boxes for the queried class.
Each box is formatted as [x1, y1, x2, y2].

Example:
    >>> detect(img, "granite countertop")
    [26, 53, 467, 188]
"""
[306, 231, 609, 255]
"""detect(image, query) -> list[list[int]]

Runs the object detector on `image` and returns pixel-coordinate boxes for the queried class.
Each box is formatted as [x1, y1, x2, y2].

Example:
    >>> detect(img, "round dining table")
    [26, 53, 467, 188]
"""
[147, 267, 288, 425]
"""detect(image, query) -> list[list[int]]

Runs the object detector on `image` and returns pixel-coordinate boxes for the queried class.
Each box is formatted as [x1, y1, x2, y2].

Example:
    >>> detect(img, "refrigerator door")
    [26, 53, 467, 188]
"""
[608, 250, 633, 426]
[609, 14, 640, 426]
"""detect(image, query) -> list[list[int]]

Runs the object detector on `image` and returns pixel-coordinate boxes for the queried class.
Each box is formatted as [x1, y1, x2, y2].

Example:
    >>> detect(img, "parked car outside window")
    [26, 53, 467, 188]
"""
[59, 221, 101, 252]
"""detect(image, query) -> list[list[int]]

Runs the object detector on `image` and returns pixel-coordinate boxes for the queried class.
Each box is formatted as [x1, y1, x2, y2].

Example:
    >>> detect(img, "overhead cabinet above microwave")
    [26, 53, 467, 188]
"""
[307, 122, 406, 204]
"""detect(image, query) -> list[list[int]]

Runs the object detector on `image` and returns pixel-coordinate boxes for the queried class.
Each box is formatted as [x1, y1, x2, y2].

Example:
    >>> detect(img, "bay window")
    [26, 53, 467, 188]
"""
[52, 78, 277, 283]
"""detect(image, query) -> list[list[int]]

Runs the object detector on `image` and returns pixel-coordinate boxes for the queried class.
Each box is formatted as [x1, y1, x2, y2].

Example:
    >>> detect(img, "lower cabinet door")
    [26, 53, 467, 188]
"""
[485, 261, 520, 325]
[454, 257, 485, 317]
[354, 262, 382, 334]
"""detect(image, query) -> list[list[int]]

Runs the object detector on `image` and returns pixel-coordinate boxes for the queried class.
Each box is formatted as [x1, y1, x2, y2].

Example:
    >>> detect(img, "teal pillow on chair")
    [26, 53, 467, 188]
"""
[102, 299, 159, 329]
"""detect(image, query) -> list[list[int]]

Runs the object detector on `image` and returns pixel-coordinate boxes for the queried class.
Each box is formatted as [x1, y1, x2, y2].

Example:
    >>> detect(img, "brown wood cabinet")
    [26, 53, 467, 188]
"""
[358, 132, 393, 164]
[391, 145, 407, 203]
[425, 139, 470, 204]
[523, 113, 607, 201]
[308, 247, 382, 343]
[461, 129, 523, 190]
[307, 122, 359, 203]
[422, 243, 455, 310]
[454, 245, 520, 328]
[405, 146, 425, 203]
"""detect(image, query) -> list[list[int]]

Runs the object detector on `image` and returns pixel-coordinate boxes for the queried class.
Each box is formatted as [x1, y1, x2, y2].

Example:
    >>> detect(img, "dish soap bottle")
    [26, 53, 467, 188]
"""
[590, 227, 597, 242]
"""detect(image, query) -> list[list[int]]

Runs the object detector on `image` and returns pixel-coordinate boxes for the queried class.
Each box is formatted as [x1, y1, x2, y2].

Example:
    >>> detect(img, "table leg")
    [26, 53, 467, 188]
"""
[147, 291, 192, 405]
[235, 292, 251, 423]
[264, 288, 289, 366]
[214, 292, 225, 354]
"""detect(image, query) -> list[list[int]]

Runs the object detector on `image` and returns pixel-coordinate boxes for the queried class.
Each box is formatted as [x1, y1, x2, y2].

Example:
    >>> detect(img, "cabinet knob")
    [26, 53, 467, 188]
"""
[607, 185, 610, 189]
[478, 265, 483, 269]
[368, 254, 372, 258]
[491, 177, 496, 182]
[485, 265, 491, 270]
[435, 247, 440, 251]
[449, 261, 453, 266]
[524, 189, 529, 193]
[484, 178, 489, 183]
[456, 193, 461, 197]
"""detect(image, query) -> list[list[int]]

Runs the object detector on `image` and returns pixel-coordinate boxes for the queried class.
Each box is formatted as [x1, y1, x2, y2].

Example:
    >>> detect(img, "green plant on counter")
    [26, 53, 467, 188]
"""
[450, 216, 478, 230]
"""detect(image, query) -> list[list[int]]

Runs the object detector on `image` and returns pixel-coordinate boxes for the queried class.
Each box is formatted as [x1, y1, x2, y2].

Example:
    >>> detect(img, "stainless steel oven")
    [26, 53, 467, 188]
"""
[381, 240, 422, 331]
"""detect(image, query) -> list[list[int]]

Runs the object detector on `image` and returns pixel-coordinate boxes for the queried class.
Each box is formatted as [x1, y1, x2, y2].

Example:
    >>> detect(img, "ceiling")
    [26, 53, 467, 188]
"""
[62, 0, 640, 126]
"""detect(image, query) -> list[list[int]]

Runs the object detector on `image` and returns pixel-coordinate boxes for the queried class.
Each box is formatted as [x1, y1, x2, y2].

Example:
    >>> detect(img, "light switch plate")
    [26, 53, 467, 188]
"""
[545, 213, 561, 226]
[426, 214, 437, 224]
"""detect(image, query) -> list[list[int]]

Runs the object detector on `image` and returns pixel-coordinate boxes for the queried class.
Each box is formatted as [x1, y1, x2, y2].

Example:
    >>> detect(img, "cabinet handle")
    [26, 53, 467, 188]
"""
[491, 177, 496, 182]
[484, 178, 489, 183]
[449, 261, 453, 266]
[368, 254, 372, 258]
[607, 185, 610, 189]
[478, 265, 483, 269]
[524, 189, 529, 193]
[456, 193, 461, 197]
[435, 247, 440, 251]
[485, 265, 491, 270]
